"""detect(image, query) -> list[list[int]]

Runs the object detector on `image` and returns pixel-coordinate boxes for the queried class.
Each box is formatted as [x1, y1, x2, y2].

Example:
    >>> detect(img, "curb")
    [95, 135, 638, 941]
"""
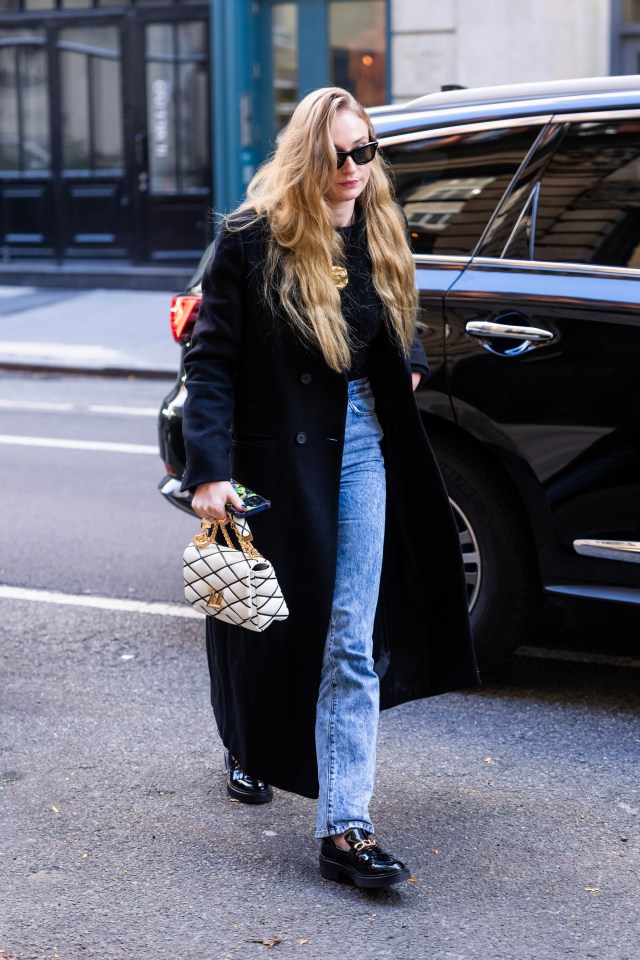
[0, 361, 177, 381]
[0, 263, 194, 293]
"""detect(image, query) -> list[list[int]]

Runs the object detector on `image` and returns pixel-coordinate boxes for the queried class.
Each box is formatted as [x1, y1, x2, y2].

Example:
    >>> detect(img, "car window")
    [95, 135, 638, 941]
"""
[533, 118, 640, 269]
[382, 124, 542, 256]
[475, 123, 567, 261]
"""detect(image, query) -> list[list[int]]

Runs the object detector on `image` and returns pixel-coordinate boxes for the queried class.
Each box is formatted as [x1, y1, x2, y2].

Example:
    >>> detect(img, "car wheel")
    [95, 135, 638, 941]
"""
[432, 435, 540, 671]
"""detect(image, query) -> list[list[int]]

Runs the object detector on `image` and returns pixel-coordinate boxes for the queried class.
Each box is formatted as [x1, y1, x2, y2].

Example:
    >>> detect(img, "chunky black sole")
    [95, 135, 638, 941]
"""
[318, 853, 410, 888]
[226, 782, 273, 804]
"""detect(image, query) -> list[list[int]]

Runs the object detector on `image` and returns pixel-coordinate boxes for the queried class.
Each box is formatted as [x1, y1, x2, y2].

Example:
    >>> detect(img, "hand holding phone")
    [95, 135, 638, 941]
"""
[192, 479, 242, 521]
[227, 479, 271, 517]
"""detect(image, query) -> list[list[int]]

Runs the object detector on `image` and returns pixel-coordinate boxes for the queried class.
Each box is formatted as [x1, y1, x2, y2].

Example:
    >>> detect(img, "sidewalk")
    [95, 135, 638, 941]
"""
[0, 286, 179, 379]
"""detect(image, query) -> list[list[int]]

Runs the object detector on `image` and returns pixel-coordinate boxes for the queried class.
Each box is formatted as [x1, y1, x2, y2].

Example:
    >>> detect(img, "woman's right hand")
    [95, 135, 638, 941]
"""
[191, 480, 244, 521]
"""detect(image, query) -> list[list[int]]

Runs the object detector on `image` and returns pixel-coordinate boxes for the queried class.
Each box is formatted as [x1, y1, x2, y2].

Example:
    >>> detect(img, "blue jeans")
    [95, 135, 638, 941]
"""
[315, 377, 386, 838]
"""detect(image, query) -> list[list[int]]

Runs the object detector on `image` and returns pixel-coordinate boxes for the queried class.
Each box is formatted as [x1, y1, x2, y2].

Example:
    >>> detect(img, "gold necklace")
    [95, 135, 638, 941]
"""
[331, 211, 355, 290]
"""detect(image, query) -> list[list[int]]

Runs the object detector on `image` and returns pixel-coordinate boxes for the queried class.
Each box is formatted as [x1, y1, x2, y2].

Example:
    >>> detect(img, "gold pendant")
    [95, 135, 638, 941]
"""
[331, 265, 349, 290]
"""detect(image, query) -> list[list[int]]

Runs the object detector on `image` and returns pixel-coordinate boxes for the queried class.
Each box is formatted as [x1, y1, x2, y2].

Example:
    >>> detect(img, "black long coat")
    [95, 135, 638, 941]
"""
[182, 218, 480, 799]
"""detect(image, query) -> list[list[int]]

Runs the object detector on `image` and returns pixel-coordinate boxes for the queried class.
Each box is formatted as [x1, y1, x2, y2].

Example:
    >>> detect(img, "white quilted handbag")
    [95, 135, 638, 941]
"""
[183, 513, 288, 631]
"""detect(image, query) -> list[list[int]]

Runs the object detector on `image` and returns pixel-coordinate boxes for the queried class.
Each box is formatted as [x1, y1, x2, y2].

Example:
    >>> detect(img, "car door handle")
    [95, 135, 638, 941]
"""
[465, 321, 554, 342]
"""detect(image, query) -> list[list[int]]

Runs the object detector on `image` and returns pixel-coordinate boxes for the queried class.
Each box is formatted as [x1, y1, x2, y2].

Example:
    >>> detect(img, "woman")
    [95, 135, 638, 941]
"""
[182, 87, 479, 889]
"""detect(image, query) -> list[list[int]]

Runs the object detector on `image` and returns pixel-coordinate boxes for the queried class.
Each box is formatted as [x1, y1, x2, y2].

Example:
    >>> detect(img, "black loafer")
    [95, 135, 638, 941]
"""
[319, 828, 410, 888]
[224, 749, 273, 804]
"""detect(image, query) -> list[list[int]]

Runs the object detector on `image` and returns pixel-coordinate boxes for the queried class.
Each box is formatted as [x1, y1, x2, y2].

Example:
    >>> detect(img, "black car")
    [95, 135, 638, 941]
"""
[159, 75, 640, 669]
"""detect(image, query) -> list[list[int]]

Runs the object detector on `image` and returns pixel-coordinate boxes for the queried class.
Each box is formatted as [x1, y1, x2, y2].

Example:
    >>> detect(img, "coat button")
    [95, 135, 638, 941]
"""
[300, 372, 312, 384]
[296, 432, 307, 444]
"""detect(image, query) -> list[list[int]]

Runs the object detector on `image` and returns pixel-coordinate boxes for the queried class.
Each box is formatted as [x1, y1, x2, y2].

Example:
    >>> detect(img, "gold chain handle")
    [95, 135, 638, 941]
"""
[192, 513, 262, 560]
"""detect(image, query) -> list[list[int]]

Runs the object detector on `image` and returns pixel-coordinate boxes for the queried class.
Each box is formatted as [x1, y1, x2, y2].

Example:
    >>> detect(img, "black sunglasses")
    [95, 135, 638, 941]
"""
[335, 140, 379, 169]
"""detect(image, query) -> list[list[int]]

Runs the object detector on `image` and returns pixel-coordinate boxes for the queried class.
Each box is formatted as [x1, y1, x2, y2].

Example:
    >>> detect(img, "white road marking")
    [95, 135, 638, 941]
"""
[0, 585, 200, 619]
[88, 404, 157, 417]
[0, 399, 74, 412]
[0, 434, 157, 454]
[516, 645, 640, 669]
[0, 398, 156, 417]
[0, 584, 635, 666]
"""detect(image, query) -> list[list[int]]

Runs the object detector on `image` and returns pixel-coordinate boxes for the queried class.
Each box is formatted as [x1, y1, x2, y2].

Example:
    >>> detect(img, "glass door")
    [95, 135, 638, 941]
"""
[328, 1, 387, 106]
[1, 6, 212, 265]
[56, 22, 129, 257]
[258, 0, 388, 158]
[0, 20, 128, 259]
[131, 15, 212, 262]
[0, 27, 54, 256]
[622, 37, 640, 71]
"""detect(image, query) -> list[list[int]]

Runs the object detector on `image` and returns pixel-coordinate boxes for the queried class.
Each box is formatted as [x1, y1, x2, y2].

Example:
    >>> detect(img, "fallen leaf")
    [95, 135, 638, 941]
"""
[408, 877, 419, 883]
[246, 937, 283, 948]
[299, 940, 309, 946]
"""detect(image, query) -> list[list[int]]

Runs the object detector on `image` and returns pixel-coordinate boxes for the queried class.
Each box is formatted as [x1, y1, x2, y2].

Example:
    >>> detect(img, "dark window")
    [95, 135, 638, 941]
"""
[475, 122, 564, 261]
[58, 26, 123, 172]
[533, 119, 640, 270]
[0, 30, 50, 173]
[383, 124, 540, 256]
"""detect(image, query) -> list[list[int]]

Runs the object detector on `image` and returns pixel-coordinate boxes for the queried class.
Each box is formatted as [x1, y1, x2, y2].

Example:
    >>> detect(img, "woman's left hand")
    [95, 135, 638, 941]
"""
[411, 371, 421, 392]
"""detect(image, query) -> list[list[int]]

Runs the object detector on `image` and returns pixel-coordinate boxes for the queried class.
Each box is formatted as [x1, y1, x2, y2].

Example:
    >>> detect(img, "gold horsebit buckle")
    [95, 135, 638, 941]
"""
[352, 837, 378, 853]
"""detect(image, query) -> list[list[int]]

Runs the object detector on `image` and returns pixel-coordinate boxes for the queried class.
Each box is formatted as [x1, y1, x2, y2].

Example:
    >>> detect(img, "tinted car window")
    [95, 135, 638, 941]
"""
[533, 118, 640, 268]
[382, 124, 541, 255]
[475, 123, 564, 261]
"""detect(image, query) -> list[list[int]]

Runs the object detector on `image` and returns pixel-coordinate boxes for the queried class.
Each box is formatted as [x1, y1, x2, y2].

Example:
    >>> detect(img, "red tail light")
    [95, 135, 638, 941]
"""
[170, 295, 201, 343]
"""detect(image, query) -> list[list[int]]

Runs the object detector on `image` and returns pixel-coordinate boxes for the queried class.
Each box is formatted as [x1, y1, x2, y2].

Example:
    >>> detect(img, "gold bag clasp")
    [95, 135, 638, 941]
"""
[207, 589, 224, 610]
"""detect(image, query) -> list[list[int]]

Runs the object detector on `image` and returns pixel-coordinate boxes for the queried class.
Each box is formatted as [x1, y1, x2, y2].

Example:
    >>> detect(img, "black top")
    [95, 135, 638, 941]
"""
[336, 216, 428, 381]
[336, 218, 383, 380]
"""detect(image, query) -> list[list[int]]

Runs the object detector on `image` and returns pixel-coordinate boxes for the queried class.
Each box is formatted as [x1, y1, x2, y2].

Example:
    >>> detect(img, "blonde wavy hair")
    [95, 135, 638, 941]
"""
[230, 87, 418, 373]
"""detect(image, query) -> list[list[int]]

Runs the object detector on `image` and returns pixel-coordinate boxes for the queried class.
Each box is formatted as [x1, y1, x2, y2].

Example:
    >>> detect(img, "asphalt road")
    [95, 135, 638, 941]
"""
[0, 372, 193, 601]
[1, 372, 639, 960]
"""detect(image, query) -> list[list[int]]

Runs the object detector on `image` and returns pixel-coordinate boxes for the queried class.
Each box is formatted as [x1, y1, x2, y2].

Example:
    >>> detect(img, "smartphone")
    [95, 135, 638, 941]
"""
[227, 479, 271, 517]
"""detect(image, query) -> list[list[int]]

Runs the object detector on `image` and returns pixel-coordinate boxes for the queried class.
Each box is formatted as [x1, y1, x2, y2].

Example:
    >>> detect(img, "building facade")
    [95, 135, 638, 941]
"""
[0, 0, 635, 282]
